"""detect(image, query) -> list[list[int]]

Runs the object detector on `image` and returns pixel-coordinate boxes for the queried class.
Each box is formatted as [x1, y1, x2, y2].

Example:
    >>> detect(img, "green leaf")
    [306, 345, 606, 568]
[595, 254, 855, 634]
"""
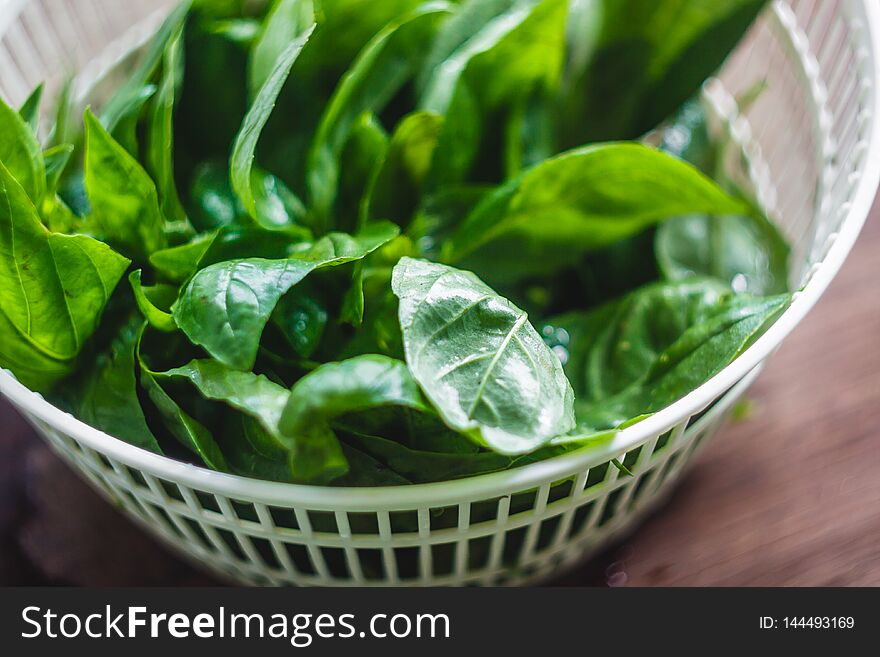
[445, 143, 750, 279]
[101, 0, 193, 132]
[392, 258, 575, 454]
[543, 278, 731, 403]
[136, 326, 228, 470]
[306, 2, 453, 226]
[271, 288, 328, 358]
[0, 162, 130, 391]
[161, 359, 291, 448]
[279, 355, 427, 483]
[336, 112, 389, 233]
[43, 144, 74, 197]
[84, 110, 167, 261]
[574, 292, 791, 429]
[560, 0, 767, 144]
[250, 0, 316, 97]
[173, 222, 399, 370]
[109, 84, 157, 156]
[48, 77, 74, 148]
[0, 94, 46, 204]
[59, 317, 163, 454]
[129, 270, 178, 333]
[231, 16, 315, 225]
[147, 19, 189, 225]
[19, 84, 44, 134]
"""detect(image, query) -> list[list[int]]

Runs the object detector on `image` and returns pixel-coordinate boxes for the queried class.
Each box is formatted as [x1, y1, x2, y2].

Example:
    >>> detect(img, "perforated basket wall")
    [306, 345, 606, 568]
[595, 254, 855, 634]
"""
[0, 0, 878, 586]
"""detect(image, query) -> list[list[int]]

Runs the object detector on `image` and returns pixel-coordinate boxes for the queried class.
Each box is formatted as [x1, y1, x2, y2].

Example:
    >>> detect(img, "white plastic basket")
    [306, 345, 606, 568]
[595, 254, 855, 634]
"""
[0, 0, 878, 587]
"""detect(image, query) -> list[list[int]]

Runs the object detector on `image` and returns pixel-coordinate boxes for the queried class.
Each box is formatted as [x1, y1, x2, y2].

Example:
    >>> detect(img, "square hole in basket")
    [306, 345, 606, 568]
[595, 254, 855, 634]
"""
[321, 547, 349, 579]
[183, 518, 214, 553]
[621, 446, 642, 472]
[468, 536, 492, 571]
[307, 510, 338, 534]
[148, 503, 184, 539]
[502, 527, 528, 566]
[231, 500, 259, 523]
[394, 547, 421, 580]
[536, 515, 562, 552]
[356, 549, 385, 581]
[568, 501, 595, 540]
[429, 506, 459, 531]
[284, 543, 316, 576]
[628, 471, 654, 511]
[598, 488, 625, 527]
[651, 429, 674, 460]
[196, 491, 221, 514]
[347, 512, 380, 535]
[215, 528, 247, 561]
[268, 506, 299, 531]
[250, 537, 282, 571]
[585, 461, 610, 490]
[548, 478, 574, 504]
[508, 489, 539, 518]
[431, 543, 456, 577]
[390, 510, 419, 533]
[122, 466, 148, 488]
[159, 479, 186, 503]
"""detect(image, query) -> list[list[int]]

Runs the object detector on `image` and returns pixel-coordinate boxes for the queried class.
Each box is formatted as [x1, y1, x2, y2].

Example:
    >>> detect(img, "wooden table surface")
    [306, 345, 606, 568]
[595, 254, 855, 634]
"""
[1, 201, 878, 587]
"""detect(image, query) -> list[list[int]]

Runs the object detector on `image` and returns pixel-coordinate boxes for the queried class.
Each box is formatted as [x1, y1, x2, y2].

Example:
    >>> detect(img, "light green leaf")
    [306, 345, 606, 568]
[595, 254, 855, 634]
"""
[129, 270, 178, 333]
[84, 110, 167, 261]
[392, 258, 575, 454]
[0, 94, 46, 204]
[250, 0, 316, 96]
[0, 162, 129, 391]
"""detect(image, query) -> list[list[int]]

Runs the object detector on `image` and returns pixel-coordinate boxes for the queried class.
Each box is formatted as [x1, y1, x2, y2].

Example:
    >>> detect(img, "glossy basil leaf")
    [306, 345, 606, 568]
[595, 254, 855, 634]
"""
[19, 83, 44, 134]
[392, 257, 575, 454]
[149, 230, 220, 282]
[137, 329, 228, 471]
[0, 94, 46, 204]
[336, 112, 388, 233]
[446, 143, 750, 278]
[231, 16, 315, 225]
[561, 0, 767, 145]
[84, 110, 167, 261]
[207, 18, 262, 46]
[129, 270, 178, 333]
[147, 20, 189, 225]
[575, 293, 791, 430]
[543, 279, 730, 402]
[161, 359, 291, 449]
[250, 0, 316, 97]
[306, 2, 453, 226]
[173, 222, 398, 370]
[0, 163, 129, 391]
[279, 355, 428, 483]
[59, 318, 163, 454]
[342, 431, 513, 484]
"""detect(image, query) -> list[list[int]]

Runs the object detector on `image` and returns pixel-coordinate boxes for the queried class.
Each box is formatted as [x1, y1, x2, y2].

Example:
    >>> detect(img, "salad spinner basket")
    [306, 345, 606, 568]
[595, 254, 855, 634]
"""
[1, 0, 879, 587]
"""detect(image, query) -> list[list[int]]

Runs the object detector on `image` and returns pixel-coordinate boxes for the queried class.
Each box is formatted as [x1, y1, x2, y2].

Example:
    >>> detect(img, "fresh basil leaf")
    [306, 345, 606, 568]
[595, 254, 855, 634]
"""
[58, 317, 163, 454]
[19, 83, 44, 134]
[543, 278, 730, 402]
[101, 0, 193, 132]
[249, 0, 316, 97]
[279, 355, 428, 483]
[0, 94, 46, 204]
[231, 15, 315, 226]
[129, 270, 178, 333]
[342, 430, 513, 483]
[446, 143, 750, 279]
[306, 2, 453, 227]
[136, 326, 228, 470]
[147, 20, 189, 225]
[392, 257, 575, 454]
[337, 112, 389, 233]
[48, 77, 74, 148]
[561, 0, 767, 145]
[575, 293, 791, 429]
[84, 110, 167, 261]
[161, 359, 291, 449]
[271, 288, 328, 358]
[173, 222, 398, 370]
[43, 144, 74, 197]
[0, 162, 129, 391]
[207, 18, 262, 46]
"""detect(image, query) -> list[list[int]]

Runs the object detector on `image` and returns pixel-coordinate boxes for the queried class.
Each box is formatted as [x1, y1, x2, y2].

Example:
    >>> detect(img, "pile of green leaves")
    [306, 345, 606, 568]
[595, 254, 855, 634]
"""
[0, 0, 789, 486]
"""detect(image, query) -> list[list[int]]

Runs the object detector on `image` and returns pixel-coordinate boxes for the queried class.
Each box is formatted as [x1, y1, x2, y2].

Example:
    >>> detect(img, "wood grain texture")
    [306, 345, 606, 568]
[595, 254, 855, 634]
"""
[0, 201, 878, 587]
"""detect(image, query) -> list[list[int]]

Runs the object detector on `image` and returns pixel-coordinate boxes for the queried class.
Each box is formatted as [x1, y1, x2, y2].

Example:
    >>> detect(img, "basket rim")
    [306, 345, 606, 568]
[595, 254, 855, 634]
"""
[1, 0, 879, 511]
